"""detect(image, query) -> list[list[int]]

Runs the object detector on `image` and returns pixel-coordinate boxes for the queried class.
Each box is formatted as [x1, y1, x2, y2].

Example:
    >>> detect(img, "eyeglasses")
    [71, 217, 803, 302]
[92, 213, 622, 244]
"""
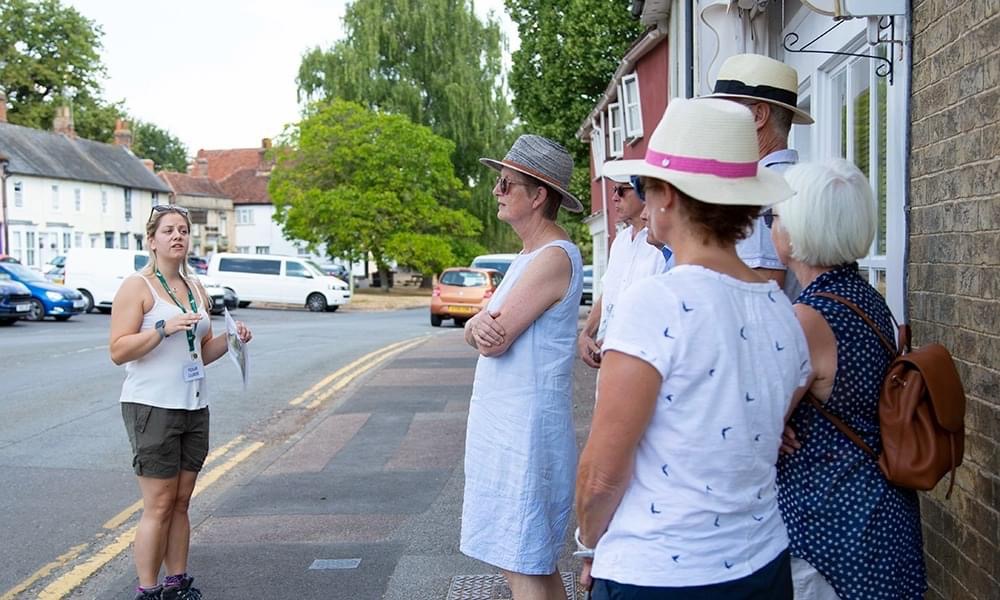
[496, 176, 534, 196]
[149, 204, 190, 219]
[612, 184, 632, 198]
[762, 208, 778, 229]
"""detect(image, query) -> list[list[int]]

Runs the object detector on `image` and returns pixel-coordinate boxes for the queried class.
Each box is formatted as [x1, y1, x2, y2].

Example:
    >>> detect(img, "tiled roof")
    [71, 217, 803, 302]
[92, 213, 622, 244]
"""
[158, 172, 228, 198]
[195, 148, 261, 180]
[0, 122, 171, 192]
[218, 167, 271, 205]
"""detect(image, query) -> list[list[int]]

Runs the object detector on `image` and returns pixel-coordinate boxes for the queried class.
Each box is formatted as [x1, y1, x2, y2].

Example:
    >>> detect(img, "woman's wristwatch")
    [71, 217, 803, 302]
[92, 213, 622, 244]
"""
[573, 527, 595, 559]
[155, 320, 168, 339]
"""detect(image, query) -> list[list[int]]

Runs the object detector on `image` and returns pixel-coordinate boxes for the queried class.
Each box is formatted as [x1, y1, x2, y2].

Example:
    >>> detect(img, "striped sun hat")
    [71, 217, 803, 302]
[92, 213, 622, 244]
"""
[602, 98, 793, 206]
[480, 134, 583, 213]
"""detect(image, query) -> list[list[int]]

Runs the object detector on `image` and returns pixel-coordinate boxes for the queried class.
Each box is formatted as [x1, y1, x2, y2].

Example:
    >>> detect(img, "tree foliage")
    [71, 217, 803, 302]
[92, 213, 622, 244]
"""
[0, 0, 116, 139]
[296, 0, 516, 250]
[269, 100, 484, 288]
[132, 121, 189, 172]
[506, 0, 642, 255]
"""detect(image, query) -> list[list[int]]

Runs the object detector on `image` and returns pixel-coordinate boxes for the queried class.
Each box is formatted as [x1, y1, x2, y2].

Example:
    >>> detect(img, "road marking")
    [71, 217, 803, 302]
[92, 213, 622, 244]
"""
[307, 337, 428, 409]
[308, 558, 362, 570]
[289, 336, 426, 407]
[0, 545, 86, 600]
[101, 434, 248, 530]
[49, 345, 108, 359]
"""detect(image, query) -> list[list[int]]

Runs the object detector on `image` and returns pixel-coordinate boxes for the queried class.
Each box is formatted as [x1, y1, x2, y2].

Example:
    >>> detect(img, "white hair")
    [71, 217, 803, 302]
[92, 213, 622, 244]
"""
[778, 159, 876, 267]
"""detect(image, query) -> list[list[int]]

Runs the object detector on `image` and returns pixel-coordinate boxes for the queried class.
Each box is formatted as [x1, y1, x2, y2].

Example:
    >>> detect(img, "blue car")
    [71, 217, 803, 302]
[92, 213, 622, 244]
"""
[0, 263, 86, 321]
[0, 272, 32, 325]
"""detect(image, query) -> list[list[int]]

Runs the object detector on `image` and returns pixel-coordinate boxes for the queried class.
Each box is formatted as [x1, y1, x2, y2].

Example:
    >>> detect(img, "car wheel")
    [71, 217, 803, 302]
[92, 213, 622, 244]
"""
[54, 315, 72, 322]
[430, 314, 442, 327]
[325, 305, 339, 313]
[80, 290, 95, 313]
[306, 293, 328, 312]
[96, 306, 111, 314]
[26, 299, 46, 321]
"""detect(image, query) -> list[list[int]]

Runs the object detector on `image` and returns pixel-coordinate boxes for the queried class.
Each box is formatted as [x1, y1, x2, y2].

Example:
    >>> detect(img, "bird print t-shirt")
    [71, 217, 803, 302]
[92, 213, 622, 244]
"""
[593, 265, 811, 588]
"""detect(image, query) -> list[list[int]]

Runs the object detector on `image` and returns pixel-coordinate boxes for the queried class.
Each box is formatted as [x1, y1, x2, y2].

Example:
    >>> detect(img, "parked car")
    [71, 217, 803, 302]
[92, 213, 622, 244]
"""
[187, 255, 209, 274]
[430, 267, 502, 327]
[0, 262, 86, 321]
[315, 262, 351, 281]
[44, 256, 66, 284]
[0, 272, 32, 325]
[470, 253, 517, 275]
[581, 264, 593, 305]
[207, 253, 351, 312]
[0, 254, 20, 264]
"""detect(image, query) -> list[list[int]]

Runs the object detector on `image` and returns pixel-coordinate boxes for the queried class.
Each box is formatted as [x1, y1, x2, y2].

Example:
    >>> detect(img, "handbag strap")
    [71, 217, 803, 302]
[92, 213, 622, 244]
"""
[811, 291, 898, 357]
[805, 393, 877, 458]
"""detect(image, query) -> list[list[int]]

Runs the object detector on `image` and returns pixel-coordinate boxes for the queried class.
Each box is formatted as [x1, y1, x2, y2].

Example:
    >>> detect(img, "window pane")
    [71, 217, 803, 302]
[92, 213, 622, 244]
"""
[791, 95, 812, 161]
[834, 70, 847, 158]
[850, 59, 871, 179]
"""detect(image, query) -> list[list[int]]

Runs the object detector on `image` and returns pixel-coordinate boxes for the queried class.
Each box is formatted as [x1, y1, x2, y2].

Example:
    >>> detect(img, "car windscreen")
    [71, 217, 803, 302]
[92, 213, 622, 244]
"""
[441, 271, 488, 287]
[3, 264, 46, 282]
[304, 260, 329, 278]
[471, 261, 511, 274]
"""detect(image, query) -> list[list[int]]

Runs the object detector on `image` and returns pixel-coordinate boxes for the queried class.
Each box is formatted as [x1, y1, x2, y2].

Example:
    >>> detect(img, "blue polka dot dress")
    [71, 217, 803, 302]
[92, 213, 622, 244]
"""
[777, 264, 927, 599]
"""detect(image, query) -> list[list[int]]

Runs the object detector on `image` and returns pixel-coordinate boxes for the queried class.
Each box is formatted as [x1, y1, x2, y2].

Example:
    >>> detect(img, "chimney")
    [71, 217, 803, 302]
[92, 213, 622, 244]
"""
[0, 92, 7, 123]
[141, 158, 155, 172]
[258, 138, 273, 173]
[196, 158, 209, 177]
[53, 105, 76, 137]
[261, 137, 272, 149]
[113, 118, 132, 148]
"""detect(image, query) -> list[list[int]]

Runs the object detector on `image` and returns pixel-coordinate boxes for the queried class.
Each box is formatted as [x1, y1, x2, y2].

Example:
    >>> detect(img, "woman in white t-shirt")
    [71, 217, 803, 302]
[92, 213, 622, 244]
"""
[110, 205, 252, 600]
[575, 98, 811, 599]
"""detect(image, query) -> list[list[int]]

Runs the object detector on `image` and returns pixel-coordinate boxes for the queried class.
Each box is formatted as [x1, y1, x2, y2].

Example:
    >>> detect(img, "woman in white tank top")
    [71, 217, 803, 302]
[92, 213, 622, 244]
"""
[109, 205, 253, 600]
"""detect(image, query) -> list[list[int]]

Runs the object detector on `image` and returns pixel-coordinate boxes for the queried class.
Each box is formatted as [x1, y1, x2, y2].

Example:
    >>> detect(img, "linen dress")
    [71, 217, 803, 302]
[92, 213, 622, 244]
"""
[460, 240, 583, 574]
[777, 264, 927, 599]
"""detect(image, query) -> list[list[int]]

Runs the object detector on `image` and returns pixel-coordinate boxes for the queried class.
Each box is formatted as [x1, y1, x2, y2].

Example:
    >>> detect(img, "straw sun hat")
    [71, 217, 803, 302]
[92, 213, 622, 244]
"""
[704, 53, 814, 125]
[480, 134, 584, 213]
[602, 98, 793, 206]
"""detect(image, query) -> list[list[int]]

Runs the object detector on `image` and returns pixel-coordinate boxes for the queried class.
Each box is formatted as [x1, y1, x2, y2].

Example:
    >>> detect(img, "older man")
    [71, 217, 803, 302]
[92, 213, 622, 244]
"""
[706, 53, 814, 299]
[578, 174, 666, 368]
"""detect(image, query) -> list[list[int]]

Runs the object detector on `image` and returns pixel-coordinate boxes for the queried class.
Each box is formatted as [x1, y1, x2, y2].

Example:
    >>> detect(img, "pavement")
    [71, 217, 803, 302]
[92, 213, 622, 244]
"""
[90, 322, 598, 600]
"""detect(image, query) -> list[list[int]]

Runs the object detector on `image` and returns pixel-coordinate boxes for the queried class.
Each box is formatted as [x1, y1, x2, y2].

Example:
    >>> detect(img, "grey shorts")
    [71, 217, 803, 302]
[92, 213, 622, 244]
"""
[121, 403, 210, 478]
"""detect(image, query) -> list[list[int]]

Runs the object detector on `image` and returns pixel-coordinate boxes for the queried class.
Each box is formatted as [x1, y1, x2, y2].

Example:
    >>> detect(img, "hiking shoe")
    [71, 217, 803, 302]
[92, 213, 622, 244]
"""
[161, 576, 202, 600]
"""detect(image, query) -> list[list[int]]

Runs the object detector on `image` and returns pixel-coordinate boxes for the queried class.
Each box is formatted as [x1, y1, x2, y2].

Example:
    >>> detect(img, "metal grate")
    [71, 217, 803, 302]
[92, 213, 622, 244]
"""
[446, 573, 577, 600]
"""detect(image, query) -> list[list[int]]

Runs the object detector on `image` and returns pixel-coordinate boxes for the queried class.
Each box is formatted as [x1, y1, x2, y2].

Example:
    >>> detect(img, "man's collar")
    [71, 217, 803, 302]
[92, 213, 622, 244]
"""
[760, 148, 799, 168]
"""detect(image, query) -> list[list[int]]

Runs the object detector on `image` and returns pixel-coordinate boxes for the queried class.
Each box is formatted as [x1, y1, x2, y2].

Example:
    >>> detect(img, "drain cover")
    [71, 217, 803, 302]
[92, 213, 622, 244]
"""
[446, 573, 577, 599]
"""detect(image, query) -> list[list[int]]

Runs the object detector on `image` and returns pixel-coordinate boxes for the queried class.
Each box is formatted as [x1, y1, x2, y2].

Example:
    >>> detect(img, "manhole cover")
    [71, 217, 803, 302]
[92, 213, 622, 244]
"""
[446, 573, 577, 599]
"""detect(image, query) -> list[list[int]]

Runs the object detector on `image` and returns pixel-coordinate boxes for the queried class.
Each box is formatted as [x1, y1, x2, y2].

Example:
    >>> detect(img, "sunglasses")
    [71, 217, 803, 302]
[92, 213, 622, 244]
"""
[762, 208, 778, 229]
[149, 204, 190, 218]
[496, 176, 535, 196]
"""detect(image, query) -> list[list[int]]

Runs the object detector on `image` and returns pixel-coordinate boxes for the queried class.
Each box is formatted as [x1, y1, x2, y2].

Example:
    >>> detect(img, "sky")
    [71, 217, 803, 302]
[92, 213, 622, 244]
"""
[63, 0, 519, 156]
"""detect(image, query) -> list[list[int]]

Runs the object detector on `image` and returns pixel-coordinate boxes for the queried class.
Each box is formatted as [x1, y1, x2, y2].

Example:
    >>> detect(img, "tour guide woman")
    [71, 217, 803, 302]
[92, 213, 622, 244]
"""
[110, 205, 252, 600]
[461, 134, 584, 599]
[575, 98, 811, 598]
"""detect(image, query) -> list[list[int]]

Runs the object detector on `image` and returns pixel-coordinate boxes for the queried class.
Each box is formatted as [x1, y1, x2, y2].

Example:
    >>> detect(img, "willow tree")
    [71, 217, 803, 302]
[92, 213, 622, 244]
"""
[297, 0, 516, 250]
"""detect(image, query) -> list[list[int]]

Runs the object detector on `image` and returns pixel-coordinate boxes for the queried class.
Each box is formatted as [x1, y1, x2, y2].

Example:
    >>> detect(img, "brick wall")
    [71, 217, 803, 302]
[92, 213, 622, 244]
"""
[908, 1, 999, 599]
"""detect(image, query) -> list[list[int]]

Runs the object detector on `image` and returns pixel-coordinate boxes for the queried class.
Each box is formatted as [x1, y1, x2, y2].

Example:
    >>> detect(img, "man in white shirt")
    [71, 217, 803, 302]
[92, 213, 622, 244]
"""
[705, 53, 814, 299]
[577, 174, 667, 368]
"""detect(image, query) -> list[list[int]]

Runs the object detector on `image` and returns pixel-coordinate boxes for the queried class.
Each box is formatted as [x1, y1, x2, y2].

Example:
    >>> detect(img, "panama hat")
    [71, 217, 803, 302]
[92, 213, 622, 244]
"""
[704, 53, 814, 125]
[602, 98, 793, 206]
[480, 134, 583, 213]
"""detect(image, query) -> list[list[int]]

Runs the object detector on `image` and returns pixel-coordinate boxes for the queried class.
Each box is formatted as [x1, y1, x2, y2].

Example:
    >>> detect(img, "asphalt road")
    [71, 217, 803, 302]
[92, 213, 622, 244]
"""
[0, 306, 438, 596]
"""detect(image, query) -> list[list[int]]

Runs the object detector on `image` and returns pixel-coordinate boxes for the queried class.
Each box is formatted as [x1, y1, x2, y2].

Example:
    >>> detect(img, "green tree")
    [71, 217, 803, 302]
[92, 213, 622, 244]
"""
[269, 100, 483, 290]
[296, 0, 516, 250]
[132, 121, 189, 172]
[506, 0, 642, 255]
[0, 0, 118, 139]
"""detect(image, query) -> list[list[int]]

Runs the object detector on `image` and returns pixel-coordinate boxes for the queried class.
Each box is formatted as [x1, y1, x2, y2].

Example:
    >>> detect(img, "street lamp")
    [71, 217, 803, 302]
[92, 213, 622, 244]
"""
[0, 152, 9, 256]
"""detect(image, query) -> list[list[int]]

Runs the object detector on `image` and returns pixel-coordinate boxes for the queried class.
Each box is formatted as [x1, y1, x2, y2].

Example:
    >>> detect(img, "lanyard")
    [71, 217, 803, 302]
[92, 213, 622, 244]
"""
[154, 268, 200, 359]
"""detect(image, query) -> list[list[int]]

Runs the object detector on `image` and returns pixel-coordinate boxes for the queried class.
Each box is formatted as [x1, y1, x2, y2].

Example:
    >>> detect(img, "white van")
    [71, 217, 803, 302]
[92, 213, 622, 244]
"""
[470, 253, 518, 275]
[207, 253, 351, 312]
[64, 248, 227, 314]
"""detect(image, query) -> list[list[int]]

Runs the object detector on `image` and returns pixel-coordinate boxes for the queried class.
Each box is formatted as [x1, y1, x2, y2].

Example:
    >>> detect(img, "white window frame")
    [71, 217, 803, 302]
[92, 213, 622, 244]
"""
[13, 182, 23, 208]
[621, 73, 644, 139]
[74, 232, 83, 248]
[123, 188, 133, 222]
[74, 188, 82, 212]
[608, 102, 624, 158]
[51, 185, 59, 211]
[590, 115, 606, 180]
[101, 190, 108, 213]
[236, 207, 254, 225]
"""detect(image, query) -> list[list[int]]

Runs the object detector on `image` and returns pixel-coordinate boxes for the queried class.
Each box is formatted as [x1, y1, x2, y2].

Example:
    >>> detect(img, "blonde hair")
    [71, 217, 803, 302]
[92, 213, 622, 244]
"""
[143, 206, 210, 309]
[779, 159, 876, 267]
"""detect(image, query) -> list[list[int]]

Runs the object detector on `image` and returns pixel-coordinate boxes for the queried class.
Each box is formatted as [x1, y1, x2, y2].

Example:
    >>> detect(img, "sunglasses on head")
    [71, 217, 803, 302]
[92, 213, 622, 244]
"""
[762, 208, 778, 229]
[496, 176, 535, 196]
[150, 204, 190, 218]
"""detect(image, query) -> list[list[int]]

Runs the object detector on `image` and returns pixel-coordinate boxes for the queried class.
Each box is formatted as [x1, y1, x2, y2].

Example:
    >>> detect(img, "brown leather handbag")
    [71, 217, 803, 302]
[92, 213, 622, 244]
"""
[805, 292, 966, 498]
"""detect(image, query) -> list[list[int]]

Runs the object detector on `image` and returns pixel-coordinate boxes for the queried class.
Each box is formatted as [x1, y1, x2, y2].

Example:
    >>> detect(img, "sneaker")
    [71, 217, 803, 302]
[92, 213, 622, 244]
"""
[161, 576, 202, 600]
[133, 587, 162, 600]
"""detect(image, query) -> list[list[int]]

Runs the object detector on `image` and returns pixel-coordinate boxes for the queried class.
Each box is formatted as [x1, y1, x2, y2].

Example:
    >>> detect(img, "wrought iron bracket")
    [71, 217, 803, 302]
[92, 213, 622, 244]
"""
[783, 16, 901, 84]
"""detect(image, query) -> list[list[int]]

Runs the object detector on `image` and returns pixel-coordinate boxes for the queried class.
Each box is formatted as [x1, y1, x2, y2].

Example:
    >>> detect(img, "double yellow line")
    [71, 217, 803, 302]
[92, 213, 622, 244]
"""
[2, 335, 429, 600]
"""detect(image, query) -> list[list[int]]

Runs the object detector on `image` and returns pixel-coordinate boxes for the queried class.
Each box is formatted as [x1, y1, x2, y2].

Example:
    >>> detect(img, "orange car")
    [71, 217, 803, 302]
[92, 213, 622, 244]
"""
[430, 267, 503, 327]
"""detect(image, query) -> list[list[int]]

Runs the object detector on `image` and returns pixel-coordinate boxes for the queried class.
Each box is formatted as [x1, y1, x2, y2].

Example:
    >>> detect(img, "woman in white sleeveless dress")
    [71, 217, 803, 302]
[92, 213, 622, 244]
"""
[461, 135, 584, 599]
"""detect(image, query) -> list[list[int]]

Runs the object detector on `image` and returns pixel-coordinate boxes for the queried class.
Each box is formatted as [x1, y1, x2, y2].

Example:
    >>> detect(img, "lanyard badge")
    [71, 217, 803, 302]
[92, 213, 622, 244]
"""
[154, 268, 200, 361]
